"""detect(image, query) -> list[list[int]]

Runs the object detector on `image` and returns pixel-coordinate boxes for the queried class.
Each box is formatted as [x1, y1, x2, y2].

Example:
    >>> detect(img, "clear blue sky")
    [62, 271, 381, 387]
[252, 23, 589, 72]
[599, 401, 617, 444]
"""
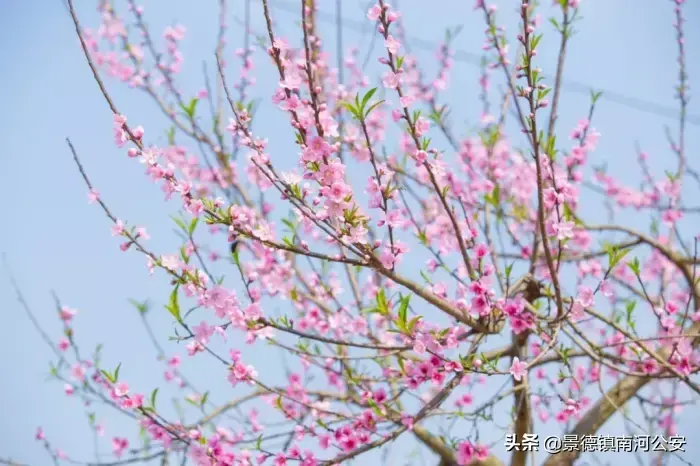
[1, 0, 699, 465]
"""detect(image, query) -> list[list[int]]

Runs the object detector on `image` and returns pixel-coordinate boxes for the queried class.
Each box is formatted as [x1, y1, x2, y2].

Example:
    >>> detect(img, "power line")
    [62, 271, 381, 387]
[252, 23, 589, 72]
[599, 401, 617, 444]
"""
[270, 0, 700, 127]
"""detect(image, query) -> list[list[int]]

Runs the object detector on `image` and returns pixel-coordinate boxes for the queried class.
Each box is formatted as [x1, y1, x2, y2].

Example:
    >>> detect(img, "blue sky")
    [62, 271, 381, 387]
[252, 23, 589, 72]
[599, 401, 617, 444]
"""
[1, 0, 699, 465]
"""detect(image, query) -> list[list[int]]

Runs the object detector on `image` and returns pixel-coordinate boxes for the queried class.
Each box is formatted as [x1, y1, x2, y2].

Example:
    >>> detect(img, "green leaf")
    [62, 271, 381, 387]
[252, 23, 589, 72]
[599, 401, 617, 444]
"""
[367, 399, 383, 416]
[545, 134, 557, 160]
[281, 218, 296, 232]
[459, 353, 475, 370]
[628, 257, 641, 275]
[607, 246, 630, 269]
[150, 388, 159, 410]
[397, 357, 406, 374]
[376, 289, 389, 315]
[549, 17, 561, 32]
[181, 98, 198, 118]
[650, 218, 659, 236]
[171, 215, 187, 232]
[505, 263, 514, 281]
[188, 218, 199, 236]
[530, 34, 543, 51]
[625, 300, 637, 329]
[100, 369, 115, 384]
[562, 203, 576, 223]
[114, 363, 122, 382]
[180, 245, 190, 264]
[129, 299, 149, 315]
[165, 286, 182, 323]
[166, 126, 176, 146]
[489, 184, 500, 207]
[361, 88, 378, 110]
[365, 100, 385, 118]
[397, 295, 410, 331]
[340, 102, 361, 120]
[407, 316, 421, 334]
[560, 346, 571, 365]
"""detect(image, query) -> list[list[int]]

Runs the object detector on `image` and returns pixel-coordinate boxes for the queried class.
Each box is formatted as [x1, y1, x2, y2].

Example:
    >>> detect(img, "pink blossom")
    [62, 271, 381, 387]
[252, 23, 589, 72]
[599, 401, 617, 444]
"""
[193, 321, 214, 344]
[112, 437, 128, 458]
[552, 220, 574, 240]
[113, 382, 129, 397]
[111, 219, 125, 236]
[87, 189, 100, 204]
[509, 357, 527, 381]
[384, 35, 401, 55]
[186, 341, 204, 356]
[382, 71, 400, 89]
[59, 306, 78, 322]
[71, 363, 85, 382]
[457, 441, 475, 465]
[367, 4, 382, 21]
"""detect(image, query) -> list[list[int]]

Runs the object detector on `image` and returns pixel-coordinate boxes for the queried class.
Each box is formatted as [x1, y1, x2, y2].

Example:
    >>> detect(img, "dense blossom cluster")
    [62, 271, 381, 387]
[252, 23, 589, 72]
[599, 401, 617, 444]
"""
[11, 0, 698, 466]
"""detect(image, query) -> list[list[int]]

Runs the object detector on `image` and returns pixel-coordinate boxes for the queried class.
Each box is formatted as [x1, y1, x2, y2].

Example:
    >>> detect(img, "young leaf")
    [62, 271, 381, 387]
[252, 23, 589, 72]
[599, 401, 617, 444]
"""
[129, 299, 149, 315]
[407, 316, 421, 334]
[376, 289, 389, 314]
[171, 216, 187, 232]
[505, 263, 514, 281]
[182, 98, 198, 118]
[627, 257, 641, 275]
[361, 88, 378, 110]
[166, 126, 176, 145]
[100, 369, 115, 384]
[150, 388, 159, 410]
[188, 218, 199, 236]
[365, 100, 385, 118]
[165, 286, 182, 323]
[367, 399, 383, 417]
[397, 295, 410, 330]
[231, 246, 240, 267]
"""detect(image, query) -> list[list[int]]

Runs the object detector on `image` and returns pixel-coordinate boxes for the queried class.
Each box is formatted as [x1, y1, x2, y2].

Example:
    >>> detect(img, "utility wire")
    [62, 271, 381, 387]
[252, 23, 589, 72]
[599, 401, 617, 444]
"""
[270, 0, 700, 127]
